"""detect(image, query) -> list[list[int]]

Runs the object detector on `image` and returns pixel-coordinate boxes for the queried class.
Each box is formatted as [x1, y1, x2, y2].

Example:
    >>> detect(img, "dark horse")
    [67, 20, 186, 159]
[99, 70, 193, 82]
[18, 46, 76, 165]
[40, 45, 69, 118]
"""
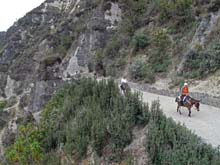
[120, 83, 131, 96]
[175, 96, 200, 117]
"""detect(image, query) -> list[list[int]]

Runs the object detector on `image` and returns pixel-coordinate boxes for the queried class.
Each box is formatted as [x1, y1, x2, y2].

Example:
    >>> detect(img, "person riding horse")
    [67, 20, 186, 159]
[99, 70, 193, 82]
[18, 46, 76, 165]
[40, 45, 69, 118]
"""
[120, 77, 130, 95]
[176, 82, 200, 117]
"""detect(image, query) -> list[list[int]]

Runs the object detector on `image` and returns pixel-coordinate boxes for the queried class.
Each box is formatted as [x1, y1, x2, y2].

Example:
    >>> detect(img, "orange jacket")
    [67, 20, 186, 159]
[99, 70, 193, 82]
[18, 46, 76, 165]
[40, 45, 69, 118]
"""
[182, 86, 189, 95]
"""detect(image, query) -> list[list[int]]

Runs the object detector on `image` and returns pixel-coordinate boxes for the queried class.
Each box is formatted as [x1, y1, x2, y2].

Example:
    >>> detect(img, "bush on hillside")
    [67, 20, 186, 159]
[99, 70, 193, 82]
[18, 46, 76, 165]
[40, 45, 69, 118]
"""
[0, 101, 6, 112]
[133, 33, 149, 51]
[104, 37, 121, 57]
[40, 78, 150, 160]
[119, 0, 149, 29]
[5, 124, 44, 164]
[129, 58, 155, 83]
[5, 79, 220, 164]
[183, 43, 220, 78]
[153, 28, 171, 50]
[147, 100, 220, 165]
[148, 29, 171, 73]
[149, 49, 171, 73]
[158, 0, 193, 22]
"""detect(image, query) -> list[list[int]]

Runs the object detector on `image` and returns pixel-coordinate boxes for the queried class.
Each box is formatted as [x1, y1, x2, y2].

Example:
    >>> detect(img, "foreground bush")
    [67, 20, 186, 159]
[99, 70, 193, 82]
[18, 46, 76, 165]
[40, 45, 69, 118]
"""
[5, 79, 220, 164]
[147, 100, 220, 165]
[5, 124, 44, 165]
[41, 78, 150, 160]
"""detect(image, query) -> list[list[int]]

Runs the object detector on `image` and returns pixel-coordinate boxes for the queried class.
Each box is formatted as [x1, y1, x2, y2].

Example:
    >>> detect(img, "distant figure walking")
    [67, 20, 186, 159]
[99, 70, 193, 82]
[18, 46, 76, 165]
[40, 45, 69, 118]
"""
[120, 77, 130, 95]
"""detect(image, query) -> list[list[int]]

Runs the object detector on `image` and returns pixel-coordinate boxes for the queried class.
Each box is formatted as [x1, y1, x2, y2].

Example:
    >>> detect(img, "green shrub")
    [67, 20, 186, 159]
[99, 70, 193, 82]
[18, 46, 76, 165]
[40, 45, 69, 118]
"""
[56, 45, 66, 56]
[119, 18, 135, 36]
[129, 57, 156, 83]
[64, 107, 90, 158]
[183, 44, 220, 78]
[40, 78, 150, 160]
[133, 33, 149, 50]
[53, 35, 73, 56]
[149, 50, 171, 73]
[129, 58, 149, 80]
[153, 28, 171, 50]
[147, 100, 220, 165]
[147, 29, 171, 73]
[106, 64, 117, 77]
[157, 0, 193, 22]
[104, 37, 121, 57]
[5, 124, 45, 165]
[0, 101, 6, 112]
[43, 152, 61, 165]
[60, 35, 72, 50]
[95, 49, 104, 64]
[119, 0, 149, 30]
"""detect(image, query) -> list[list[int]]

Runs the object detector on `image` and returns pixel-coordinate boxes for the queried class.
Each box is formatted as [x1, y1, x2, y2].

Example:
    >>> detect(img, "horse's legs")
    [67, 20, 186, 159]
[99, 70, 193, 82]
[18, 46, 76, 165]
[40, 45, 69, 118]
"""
[119, 86, 124, 95]
[122, 89, 125, 96]
[188, 108, 191, 117]
[177, 105, 181, 115]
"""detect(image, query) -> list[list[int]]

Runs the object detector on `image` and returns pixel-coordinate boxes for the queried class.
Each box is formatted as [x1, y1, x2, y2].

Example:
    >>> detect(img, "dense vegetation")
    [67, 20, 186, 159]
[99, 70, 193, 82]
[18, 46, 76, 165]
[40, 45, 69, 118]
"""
[5, 124, 44, 164]
[0, 101, 6, 112]
[91, 0, 197, 83]
[5, 78, 150, 164]
[5, 78, 220, 164]
[40, 78, 149, 160]
[183, 42, 220, 78]
[147, 101, 220, 164]
[89, 0, 220, 83]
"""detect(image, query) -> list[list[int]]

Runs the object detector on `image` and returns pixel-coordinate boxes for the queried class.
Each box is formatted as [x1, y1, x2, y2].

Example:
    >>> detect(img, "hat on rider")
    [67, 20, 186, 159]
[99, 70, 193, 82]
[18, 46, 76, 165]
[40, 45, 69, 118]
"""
[121, 77, 127, 84]
[184, 82, 188, 86]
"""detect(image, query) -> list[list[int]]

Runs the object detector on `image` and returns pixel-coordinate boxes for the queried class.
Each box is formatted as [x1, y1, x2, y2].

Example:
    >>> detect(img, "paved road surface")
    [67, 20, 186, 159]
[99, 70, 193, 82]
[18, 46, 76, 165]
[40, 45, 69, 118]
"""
[133, 89, 220, 148]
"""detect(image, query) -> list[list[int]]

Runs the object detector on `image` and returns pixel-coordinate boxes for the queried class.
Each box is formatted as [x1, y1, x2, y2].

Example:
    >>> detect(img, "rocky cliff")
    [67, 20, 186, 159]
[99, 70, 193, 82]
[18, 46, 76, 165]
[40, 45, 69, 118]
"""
[0, 0, 123, 158]
[0, 32, 6, 43]
[0, 0, 117, 110]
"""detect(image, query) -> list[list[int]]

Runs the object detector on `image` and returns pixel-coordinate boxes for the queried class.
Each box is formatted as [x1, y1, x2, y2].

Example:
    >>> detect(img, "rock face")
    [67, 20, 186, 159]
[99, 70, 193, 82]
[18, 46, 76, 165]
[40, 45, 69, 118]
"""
[0, 0, 122, 158]
[0, 32, 6, 43]
[177, 10, 220, 73]
[0, 0, 121, 111]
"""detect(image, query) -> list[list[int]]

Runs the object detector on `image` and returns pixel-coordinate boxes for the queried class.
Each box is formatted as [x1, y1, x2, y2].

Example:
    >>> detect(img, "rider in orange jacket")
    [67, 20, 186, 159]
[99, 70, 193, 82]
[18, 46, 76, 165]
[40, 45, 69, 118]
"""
[181, 82, 189, 103]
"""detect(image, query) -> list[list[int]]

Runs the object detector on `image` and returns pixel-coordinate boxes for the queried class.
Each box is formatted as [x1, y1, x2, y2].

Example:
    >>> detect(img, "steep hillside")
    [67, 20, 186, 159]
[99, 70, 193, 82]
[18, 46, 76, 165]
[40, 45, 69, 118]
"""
[0, 0, 122, 159]
[0, 0, 220, 162]
[0, 0, 220, 111]
[0, 32, 6, 44]
[3, 79, 220, 164]
[1, 0, 220, 112]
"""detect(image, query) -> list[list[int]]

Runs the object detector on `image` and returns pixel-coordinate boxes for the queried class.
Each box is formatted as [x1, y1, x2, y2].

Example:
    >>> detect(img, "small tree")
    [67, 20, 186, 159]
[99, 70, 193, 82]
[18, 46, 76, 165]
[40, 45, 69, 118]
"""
[5, 124, 44, 165]
[133, 33, 149, 50]
[129, 58, 149, 80]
